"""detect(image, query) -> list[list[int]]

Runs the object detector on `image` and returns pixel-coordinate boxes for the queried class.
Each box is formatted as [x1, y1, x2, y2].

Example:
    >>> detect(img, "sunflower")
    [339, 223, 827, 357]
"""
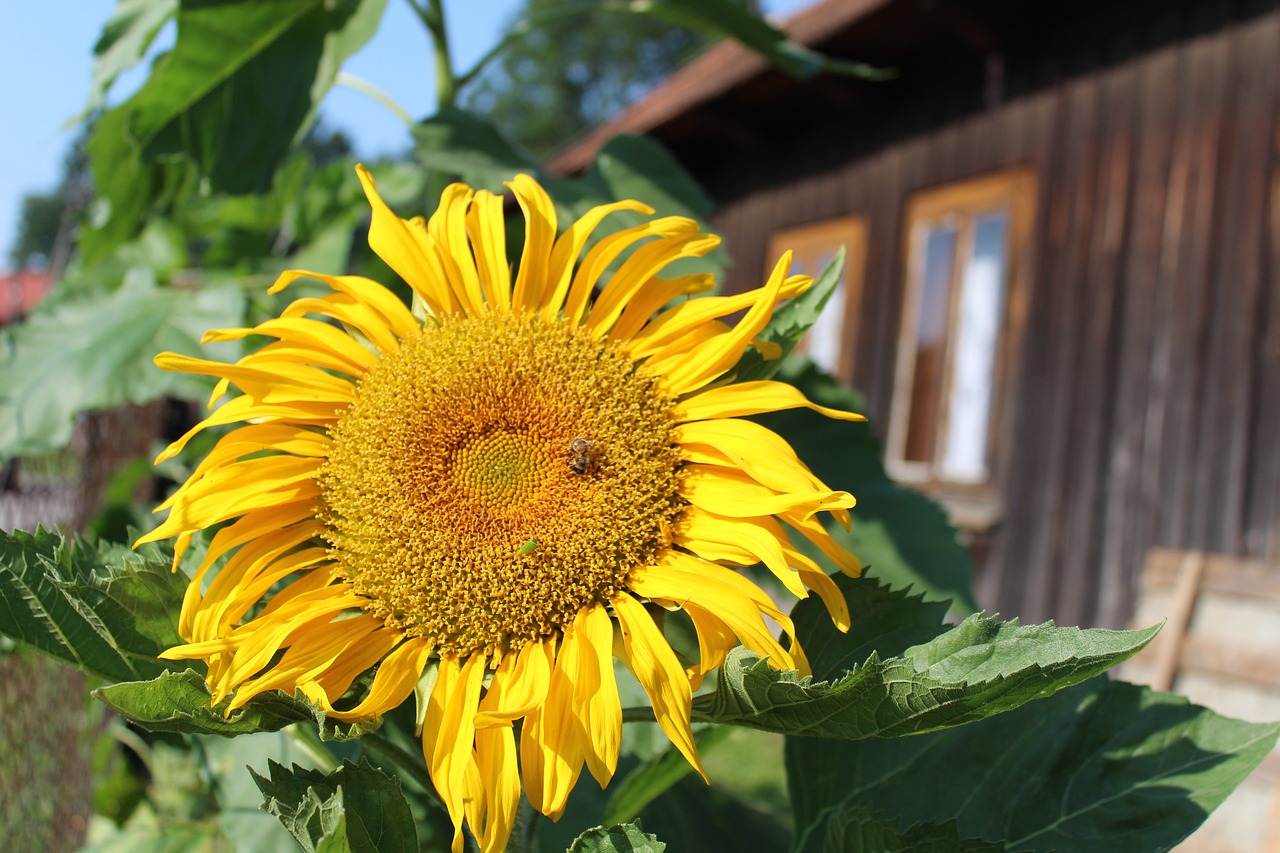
[138, 166, 864, 851]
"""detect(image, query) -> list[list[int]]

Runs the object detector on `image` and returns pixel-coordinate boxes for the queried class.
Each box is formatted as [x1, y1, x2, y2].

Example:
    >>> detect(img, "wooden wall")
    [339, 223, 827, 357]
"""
[707, 6, 1280, 628]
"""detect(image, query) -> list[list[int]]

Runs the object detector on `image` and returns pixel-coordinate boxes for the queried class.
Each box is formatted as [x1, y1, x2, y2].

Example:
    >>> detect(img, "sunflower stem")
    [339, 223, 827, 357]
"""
[512, 795, 540, 852]
[413, 0, 457, 109]
[621, 705, 657, 724]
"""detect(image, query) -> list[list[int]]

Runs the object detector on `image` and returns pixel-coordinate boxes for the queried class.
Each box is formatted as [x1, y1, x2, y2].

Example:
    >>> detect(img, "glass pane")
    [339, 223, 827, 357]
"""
[804, 249, 845, 375]
[939, 211, 1009, 482]
[903, 223, 958, 463]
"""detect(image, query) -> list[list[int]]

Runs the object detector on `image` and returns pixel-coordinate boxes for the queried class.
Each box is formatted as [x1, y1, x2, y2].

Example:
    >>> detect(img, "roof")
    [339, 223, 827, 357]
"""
[0, 270, 54, 324]
[548, 0, 891, 175]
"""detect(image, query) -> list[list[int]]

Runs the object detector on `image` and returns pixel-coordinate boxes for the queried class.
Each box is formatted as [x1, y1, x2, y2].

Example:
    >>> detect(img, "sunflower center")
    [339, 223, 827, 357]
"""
[318, 312, 683, 659]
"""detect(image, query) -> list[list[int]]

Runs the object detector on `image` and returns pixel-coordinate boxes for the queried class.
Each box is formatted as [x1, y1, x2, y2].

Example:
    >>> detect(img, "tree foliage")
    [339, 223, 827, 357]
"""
[461, 0, 757, 158]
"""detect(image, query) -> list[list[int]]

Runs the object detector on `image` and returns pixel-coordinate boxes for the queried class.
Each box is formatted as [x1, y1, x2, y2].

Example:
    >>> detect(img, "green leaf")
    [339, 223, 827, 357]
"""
[0, 528, 187, 683]
[84, 0, 179, 116]
[756, 360, 979, 611]
[788, 677, 1280, 853]
[604, 725, 731, 825]
[734, 249, 845, 383]
[630, 0, 885, 81]
[694, 574, 1160, 738]
[94, 668, 379, 740]
[412, 105, 537, 192]
[251, 758, 418, 853]
[568, 820, 666, 853]
[796, 808, 1004, 853]
[85, 0, 387, 260]
[0, 275, 245, 457]
[587, 135, 714, 220]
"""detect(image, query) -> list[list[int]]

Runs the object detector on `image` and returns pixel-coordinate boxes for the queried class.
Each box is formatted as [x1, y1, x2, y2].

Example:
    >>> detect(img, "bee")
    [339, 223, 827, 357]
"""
[568, 437, 595, 475]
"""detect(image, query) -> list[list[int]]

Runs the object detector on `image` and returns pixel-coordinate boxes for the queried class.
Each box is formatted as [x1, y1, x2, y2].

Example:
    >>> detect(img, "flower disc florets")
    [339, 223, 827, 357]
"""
[319, 311, 682, 658]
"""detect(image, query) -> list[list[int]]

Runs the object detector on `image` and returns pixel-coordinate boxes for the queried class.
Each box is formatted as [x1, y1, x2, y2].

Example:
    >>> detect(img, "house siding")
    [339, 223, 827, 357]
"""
[705, 6, 1280, 628]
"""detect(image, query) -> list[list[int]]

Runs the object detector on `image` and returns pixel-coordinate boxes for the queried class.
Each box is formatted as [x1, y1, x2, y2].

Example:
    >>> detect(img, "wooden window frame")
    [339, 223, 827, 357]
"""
[765, 214, 868, 383]
[887, 168, 1035, 528]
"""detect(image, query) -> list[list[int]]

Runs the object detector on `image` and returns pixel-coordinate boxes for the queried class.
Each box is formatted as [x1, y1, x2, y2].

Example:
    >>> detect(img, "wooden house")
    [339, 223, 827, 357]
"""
[552, 0, 1280, 631]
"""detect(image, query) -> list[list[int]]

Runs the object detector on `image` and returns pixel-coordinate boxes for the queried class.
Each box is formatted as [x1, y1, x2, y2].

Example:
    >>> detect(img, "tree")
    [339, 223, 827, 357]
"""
[8, 133, 91, 274]
[460, 0, 759, 159]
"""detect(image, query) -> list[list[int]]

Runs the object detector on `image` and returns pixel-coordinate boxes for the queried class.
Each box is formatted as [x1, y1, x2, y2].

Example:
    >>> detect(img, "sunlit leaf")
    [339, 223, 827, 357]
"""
[252, 758, 418, 853]
[95, 669, 380, 741]
[569, 820, 666, 852]
[85, 0, 387, 261]
[0, 275, 245, 457]
[793, 808, 1003, 853]
[83, 0, 179, 116]
[695, 575, 1160, 738]
[0, 528, 187, 683]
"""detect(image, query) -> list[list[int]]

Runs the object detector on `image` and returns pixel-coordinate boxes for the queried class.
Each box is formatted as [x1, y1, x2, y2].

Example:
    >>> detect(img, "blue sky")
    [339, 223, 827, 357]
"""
[1, 0, 808, 270]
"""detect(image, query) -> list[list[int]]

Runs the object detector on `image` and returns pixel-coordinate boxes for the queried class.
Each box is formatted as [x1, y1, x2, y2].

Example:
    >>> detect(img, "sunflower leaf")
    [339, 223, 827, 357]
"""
[693, 574, 1160, 737]
[94, 669, 380, 741]
[787, 677, 1280, 853]
[733, 248, 846, 384]
[0, 276, 246, 457]
[251, 758, 417, 853]
[84, 0, 387, 261]
[0, 527, 188, 683]
[568, 819, 666, 853]
[82, 0, 179, 117]
[791, 807, 1004, 853]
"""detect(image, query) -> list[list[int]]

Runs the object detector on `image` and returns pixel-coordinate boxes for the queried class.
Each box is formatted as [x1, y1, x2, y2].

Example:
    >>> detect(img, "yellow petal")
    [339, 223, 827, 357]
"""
[676, 418, 830, 496]
[473, 725, 520, 852]
[611, 593, 705, 781]
[674, 379, 866, 424]
[270, 269, 420, 344]
[576, 603, 622, 787]
[630, 558, 793, 672]
[466, 189, 511, 312]
[520, 632, 586, 819]
[680, 463, 853, 521]
[301, 636, 433, 721]
[427, 183, 486, 316]
[585, 232, 720, 337]
[540, 199, 653, 320]
[627, 272, 810, 360]
[645, 254, 789, 396]
[357, 165, 463, 316]
[475, 637, 553, 728]
[202, 317, 376, 374]
[561, 216, 698, 326]
[508, 174, 557, 311]
[608, 273, 715, 344]
[423, 653, 487, 850]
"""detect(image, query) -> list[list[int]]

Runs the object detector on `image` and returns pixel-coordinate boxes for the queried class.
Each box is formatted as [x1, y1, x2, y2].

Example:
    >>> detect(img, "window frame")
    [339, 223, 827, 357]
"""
[765, 214, 868, 384]
[886, 168, 1036, 524]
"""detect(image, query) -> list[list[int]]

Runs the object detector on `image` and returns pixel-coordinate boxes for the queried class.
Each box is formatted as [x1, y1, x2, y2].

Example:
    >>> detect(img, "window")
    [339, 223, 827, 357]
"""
[888, 170, 1035, 518]
[766, 215, 867, 382]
